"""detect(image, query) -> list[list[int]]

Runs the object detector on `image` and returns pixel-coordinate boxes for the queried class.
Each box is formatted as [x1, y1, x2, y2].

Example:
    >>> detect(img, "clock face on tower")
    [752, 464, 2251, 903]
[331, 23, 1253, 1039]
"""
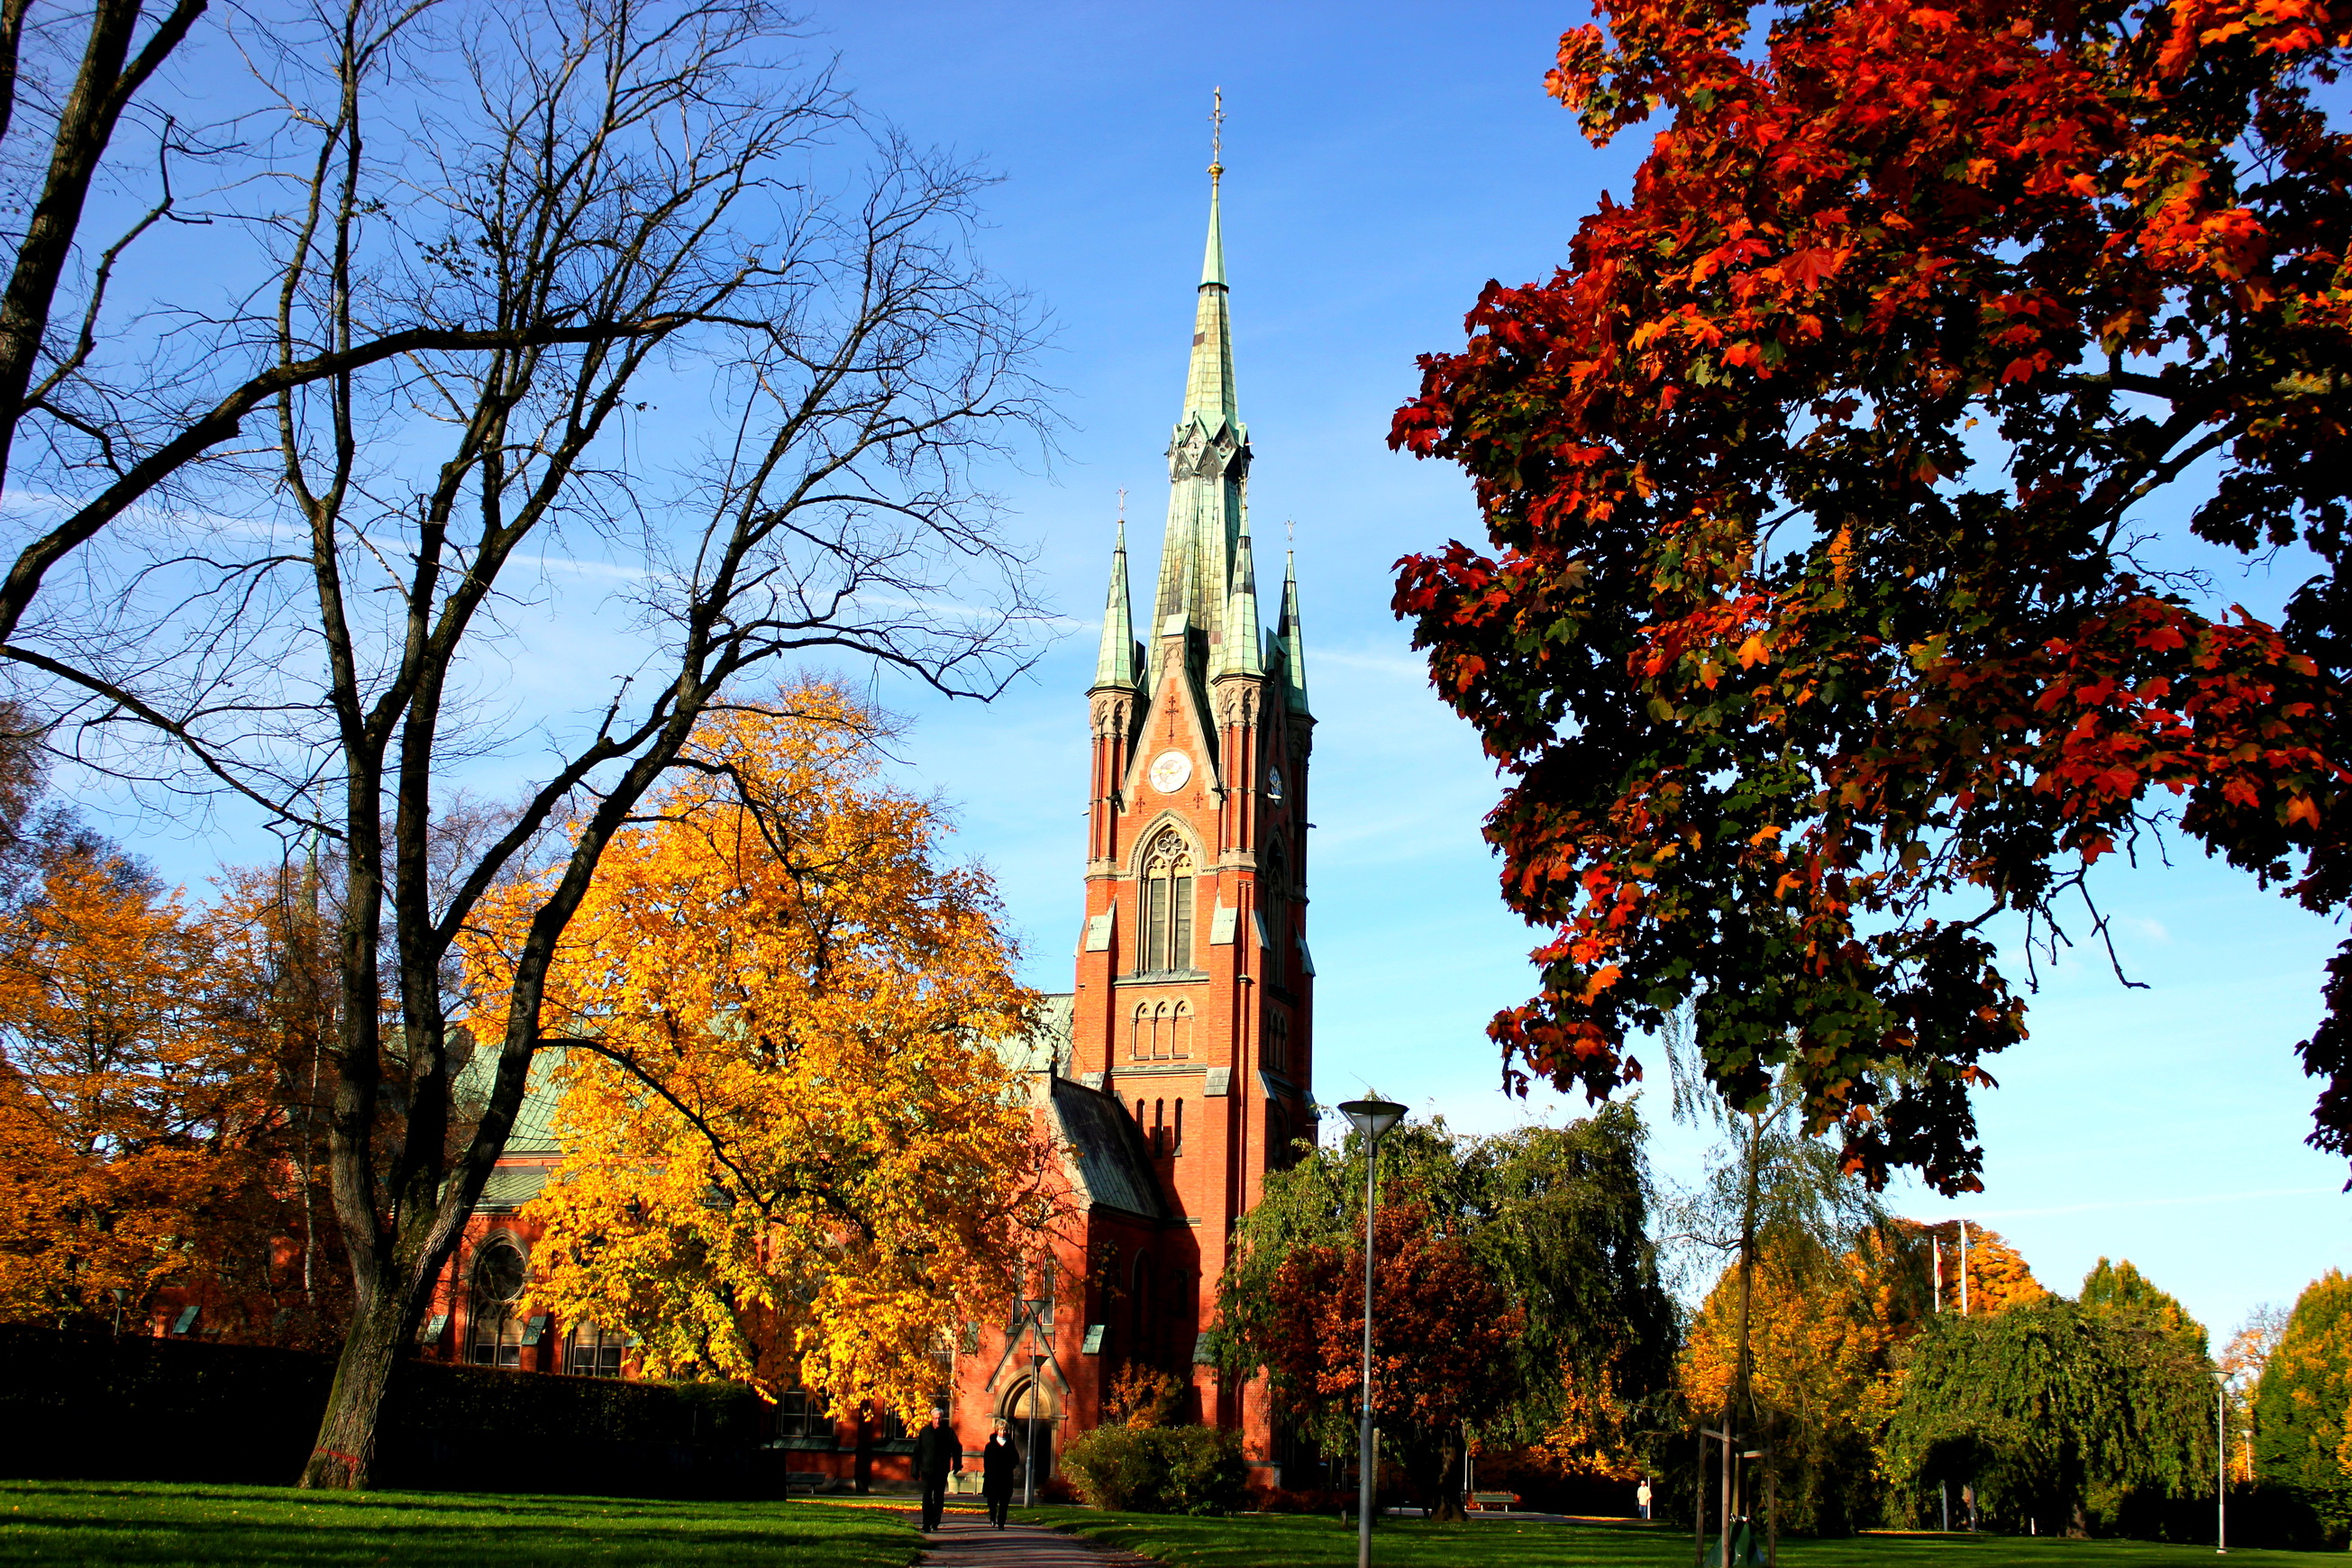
[1148, 750, 1192, 794]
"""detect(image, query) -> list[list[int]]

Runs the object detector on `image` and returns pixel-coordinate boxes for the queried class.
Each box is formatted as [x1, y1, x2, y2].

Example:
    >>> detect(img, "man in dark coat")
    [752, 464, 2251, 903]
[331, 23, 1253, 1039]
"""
[913, 1407, 961, 1533]
[980, 1416, 1023, 1529]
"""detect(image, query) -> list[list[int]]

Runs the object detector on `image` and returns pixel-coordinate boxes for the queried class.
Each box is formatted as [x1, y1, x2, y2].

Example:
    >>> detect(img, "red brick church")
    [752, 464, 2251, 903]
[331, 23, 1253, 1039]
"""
[422, 157, 1317, 1496]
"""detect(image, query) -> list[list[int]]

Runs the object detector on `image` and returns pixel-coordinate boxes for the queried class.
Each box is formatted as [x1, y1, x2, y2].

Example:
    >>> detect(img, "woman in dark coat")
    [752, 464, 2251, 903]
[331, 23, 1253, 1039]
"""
[980, 1417, 1023, 1529]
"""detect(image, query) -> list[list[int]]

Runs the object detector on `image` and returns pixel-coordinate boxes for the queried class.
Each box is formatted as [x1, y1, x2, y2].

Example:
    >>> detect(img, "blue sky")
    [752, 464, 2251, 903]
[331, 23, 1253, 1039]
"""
[75, 0, 2345, 1340]
[795, 0, 2348, 1340]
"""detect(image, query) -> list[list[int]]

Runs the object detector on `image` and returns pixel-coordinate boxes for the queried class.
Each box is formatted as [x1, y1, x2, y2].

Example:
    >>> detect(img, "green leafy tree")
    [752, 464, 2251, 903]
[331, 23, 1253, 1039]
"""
[2081, 1257, 2208, 1356]
[1887, 1294, 2217, 1536]
[1214, 1108, 1677, 1504]
[2253, 1270, 2352, 1540]
[1670, 1089, 1921, 1535]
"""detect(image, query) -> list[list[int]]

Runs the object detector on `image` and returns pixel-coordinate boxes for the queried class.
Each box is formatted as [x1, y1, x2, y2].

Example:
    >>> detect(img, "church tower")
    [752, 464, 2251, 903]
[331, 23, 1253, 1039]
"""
[1069, 129, 1317, 1449]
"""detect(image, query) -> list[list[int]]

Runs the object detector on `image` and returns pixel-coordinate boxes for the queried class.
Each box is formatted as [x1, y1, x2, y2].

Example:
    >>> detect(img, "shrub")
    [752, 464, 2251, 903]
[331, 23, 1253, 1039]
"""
[1060, 1423, 1247, 1516]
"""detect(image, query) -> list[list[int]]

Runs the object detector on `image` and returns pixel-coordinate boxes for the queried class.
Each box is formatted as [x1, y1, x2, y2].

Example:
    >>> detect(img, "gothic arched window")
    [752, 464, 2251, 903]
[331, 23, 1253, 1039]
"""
[469, 1238, 526, 1367]
[1262, 843, 1289, 985]
[1140, 830, 1195, 973]
[1171, 1000, 1192, 1061]
[1130, 1001, 1152, 1061]
[1266, 1011, 1289, 1073]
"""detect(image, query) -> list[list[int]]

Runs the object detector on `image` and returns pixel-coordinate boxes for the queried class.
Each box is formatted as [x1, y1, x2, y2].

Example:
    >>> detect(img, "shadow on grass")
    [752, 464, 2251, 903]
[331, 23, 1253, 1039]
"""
[1023, 1507, 2330, 1568]
[0, 1480, 922, 1568]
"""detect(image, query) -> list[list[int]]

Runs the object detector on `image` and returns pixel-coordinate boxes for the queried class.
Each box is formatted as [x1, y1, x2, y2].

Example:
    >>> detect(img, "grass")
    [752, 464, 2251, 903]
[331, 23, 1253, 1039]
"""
[0, 1481, 924, 1566]
[1026, 1507, 2329, 1567]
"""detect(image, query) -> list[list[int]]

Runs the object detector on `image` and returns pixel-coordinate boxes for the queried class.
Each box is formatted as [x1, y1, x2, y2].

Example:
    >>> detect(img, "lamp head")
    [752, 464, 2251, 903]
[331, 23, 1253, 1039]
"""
[1338, 1098, 1408, 1141]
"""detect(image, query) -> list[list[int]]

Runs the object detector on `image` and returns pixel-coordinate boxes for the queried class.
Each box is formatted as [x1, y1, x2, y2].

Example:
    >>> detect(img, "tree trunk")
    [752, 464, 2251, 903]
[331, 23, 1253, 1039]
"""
[1424, 1427, 1469, 1522]
[298, 1275, 421, 1488]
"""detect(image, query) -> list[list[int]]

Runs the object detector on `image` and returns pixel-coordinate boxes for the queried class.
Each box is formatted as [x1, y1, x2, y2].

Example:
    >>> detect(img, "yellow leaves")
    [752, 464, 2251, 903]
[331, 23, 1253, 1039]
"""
[467, 682, 1061, 1420]
[1737, 633, 1771, 669]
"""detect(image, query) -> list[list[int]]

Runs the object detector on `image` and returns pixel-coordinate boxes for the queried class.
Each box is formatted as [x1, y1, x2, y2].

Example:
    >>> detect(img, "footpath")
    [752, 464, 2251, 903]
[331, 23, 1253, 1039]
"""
[910, 1511, 1157, 1568]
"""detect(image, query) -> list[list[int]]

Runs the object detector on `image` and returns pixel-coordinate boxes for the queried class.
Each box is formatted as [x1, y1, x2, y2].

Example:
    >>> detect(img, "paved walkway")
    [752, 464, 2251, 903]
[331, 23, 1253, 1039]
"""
[911, 1512, 1156, 1567]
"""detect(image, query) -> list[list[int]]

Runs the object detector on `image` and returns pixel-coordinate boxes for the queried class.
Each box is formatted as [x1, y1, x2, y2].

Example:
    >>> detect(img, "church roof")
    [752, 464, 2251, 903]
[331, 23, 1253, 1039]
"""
[991, 992, 1164, 1224]
[1049, 1075, 1166, 1224]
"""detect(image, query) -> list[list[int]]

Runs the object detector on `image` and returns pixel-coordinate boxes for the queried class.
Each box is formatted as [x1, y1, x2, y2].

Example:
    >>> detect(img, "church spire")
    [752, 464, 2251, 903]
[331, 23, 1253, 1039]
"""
[1213, 503, 1263, 679]
[1278, 547, 1311, 715]
[1181, 89, 1237, 429]
[1151, 90, 1250, 679]
[1092, 506, 1138, 691]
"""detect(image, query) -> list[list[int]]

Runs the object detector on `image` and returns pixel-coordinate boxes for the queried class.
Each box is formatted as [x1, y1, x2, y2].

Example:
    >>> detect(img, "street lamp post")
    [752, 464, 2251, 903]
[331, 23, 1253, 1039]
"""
[2217, 1369, 2230, 1555]
[1021, 1296, 1049, 1509]
[1339, 1098, 1408, 1568]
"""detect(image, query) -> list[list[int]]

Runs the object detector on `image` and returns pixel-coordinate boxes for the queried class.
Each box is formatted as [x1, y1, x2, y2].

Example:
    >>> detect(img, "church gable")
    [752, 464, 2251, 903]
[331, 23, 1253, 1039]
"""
[1124, 666, 1220, 799]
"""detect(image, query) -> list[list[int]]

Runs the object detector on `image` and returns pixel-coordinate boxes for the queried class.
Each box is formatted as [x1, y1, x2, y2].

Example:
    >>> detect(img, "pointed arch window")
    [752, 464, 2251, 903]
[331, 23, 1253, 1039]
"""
[1170, 1001, 1192, 1061]
[1262, 843, 1289, 986]
[1140, 830, 1195, 973]
[1130, 1001, 1152, 1061]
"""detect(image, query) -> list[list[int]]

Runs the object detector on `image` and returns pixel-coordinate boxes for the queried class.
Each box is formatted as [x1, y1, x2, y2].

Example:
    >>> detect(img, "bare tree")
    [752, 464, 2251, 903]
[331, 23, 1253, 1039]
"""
[5, 0, 1047, 1490]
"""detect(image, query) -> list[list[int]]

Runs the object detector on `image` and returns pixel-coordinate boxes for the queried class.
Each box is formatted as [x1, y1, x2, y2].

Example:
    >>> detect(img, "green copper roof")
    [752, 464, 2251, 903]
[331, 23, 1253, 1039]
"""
[1183, 182, 1237, 428]
[1093, 516, 1138, 690]
[1213, 506, 1263, 679]
[1151, 167, 1249, 695]
[1201, 175, 1227, 287]
[1279, 551, 1310, 716]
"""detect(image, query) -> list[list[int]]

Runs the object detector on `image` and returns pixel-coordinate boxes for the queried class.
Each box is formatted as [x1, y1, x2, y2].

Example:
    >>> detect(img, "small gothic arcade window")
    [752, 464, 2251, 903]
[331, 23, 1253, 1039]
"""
[1140, 829, 1194, 972]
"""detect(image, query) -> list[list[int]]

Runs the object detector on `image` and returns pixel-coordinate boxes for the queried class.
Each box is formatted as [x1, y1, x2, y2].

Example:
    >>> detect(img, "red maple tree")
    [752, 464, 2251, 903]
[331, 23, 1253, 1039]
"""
[1392, 0, 2352, 1190]
[1262, 1201, 1525, 1519]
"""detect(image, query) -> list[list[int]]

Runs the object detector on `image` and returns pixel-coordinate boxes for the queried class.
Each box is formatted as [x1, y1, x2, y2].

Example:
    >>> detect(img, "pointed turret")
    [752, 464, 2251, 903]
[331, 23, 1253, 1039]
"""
[1278, 550, 1310, 716]
[1213, 506, 1263, 680]
[1093, 516, 1138, 692]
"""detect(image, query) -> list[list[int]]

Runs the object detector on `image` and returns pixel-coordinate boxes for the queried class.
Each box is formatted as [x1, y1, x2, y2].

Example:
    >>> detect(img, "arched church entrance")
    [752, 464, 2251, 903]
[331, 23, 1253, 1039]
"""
[1000, 1376, 1056, 1494]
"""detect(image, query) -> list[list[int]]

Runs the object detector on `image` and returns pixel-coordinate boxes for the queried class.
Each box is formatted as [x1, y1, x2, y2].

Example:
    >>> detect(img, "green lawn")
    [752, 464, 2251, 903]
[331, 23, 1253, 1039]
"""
[1026, 1508, 2324, 1567]
[0, 1481, 922, 1566]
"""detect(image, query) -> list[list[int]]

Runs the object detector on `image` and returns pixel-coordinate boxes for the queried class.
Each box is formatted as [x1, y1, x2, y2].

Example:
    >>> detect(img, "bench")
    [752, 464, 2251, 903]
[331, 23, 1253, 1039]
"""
[783, 1470, 831, 1496]
[1471, 1491, 1521, 1513]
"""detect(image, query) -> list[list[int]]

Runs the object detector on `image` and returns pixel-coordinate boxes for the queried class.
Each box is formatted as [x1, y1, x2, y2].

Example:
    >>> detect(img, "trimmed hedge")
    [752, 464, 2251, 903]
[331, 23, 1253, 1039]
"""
[1058, 1424, 1247, 1516]
[0, 1324, 777, 1497]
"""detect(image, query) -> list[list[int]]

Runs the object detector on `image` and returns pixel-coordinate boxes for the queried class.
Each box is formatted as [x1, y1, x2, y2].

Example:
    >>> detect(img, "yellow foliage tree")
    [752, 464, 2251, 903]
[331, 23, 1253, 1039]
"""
[1679, 1220, 2046, 1528]
[467, 685, 1058, 1418]
[1682, 1235, 1912, 1530]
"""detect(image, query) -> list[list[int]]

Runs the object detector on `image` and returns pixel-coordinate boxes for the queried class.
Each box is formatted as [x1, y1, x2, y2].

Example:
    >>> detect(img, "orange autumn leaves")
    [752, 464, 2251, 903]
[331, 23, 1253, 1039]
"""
[0, 845, 337, 1335]
[1390, 0, 2352, 1190]
[463, 685, 1056, 1418]
[1680, 1221, 2044, 1512]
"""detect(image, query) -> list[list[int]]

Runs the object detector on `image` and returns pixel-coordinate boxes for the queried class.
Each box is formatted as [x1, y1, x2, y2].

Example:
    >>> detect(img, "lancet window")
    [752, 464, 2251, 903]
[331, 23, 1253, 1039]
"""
[1139, 830, 1195, 973]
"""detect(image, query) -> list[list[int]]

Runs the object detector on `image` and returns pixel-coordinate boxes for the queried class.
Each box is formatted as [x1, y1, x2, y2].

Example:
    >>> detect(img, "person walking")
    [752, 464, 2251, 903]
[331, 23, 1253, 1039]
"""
[913, 1407, 961, 1533]
[980, 1417, 1022, 1529]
